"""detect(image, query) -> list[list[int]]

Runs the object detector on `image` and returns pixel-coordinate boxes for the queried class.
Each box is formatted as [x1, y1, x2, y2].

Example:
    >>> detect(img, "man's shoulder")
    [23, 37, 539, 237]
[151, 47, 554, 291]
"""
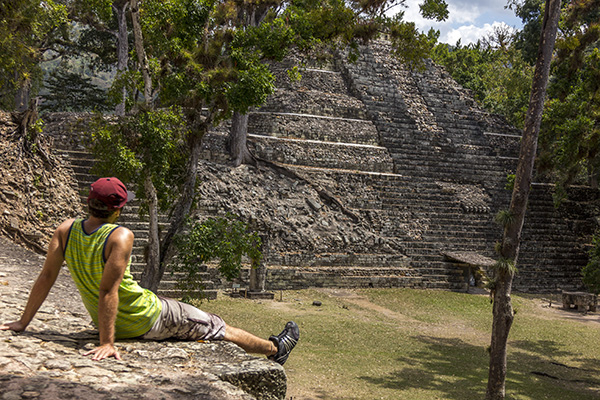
[56, 218, 77, 235]
[108, 225, 134, 243]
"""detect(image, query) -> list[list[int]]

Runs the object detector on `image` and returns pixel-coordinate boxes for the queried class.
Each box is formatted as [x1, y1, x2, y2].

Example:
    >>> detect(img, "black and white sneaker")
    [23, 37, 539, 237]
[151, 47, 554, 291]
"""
[268, 321, 299, 365]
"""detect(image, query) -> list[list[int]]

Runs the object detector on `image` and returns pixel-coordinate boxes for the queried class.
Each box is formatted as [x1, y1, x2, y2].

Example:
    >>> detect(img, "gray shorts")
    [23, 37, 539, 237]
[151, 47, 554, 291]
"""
[140, 298, 226, 341]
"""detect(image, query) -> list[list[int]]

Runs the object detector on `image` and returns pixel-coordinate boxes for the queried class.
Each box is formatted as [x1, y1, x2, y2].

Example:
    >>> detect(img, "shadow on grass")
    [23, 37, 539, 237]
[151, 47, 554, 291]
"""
[359, 336, 488, 399]
[510, 339, 571, 358]
[359, 335, 600, 400]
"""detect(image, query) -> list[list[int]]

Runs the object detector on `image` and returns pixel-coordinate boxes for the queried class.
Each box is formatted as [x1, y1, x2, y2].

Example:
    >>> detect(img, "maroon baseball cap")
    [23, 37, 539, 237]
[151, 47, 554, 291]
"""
[87, 177, 135, 209]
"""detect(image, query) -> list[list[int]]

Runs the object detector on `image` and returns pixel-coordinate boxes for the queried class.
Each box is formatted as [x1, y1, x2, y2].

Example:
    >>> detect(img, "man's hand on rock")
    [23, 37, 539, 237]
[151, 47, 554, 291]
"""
[84, 343, 122, 361]
[0, 320, 27, 332]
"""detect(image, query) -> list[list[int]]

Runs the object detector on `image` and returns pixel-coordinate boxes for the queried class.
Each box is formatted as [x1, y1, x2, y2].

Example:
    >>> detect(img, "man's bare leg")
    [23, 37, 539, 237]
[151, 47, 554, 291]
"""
[224, 324, 277, 355]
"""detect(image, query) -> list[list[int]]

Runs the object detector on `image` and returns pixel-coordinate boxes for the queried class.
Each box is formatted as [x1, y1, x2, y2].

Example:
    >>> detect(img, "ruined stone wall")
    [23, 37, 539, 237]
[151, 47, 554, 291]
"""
[35, 42, 595, 294]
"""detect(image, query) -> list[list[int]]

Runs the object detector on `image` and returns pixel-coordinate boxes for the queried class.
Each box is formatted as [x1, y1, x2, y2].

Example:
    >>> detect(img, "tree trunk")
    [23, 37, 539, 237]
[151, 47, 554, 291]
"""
[14, 72, 31, 112]
[485, 1, 561, 398]
[157, 116, 209, 283]
[228, 111, 257, 167]
[130, 0, 152, 106]
[140, 175, 161, 292]
[113, 1, 129, 116]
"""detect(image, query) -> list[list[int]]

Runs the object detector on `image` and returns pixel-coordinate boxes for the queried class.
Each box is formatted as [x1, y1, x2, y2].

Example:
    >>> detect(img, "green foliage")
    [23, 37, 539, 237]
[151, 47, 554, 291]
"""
[140, 0, 212, 56]
[0, 0, 69, 110]
[495, 209, 515, 228]
[493, 257, 517, 274]
[287, 66, 302, 82]
[432, 40, 533, 128]
[508, 0, 545, 65]
[225, 63, 275, 114]
[583, 232, 600, 294]
[537, 1, 600, 202]
[389, 21, 440, 69]
[419, 0, 449, 22]
[40, 68, 110, 112]
[172, 214, 262, 298]
[494, 241, 502, 254]
[88, 107, 189, 213]
[505, 173, 516, 191]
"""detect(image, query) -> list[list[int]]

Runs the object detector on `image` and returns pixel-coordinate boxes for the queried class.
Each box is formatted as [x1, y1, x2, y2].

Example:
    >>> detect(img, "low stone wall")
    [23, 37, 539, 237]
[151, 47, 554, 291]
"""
[248, 134, 394, 173]
[248, 112, 379, 145]
[260, 89, 368, 120]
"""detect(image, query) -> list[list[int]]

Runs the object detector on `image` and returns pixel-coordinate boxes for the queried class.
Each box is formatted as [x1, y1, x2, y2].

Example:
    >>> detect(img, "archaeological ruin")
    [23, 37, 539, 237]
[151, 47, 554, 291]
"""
[38, 42, 597, 297]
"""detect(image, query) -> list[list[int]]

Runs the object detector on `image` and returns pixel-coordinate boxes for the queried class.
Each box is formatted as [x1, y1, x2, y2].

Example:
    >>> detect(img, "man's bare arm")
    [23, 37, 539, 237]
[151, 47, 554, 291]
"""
[0, 219, 73, 332]
[83, 226, 133, 361]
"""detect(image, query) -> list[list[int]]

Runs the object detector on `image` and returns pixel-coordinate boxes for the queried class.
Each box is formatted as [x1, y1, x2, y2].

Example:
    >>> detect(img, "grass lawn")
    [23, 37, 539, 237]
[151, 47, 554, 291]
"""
[195, 288, 600, 400]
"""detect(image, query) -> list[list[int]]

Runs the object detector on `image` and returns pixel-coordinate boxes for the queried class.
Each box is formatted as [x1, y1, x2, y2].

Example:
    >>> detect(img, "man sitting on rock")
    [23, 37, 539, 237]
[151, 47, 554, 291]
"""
[1, 177, 299, 365]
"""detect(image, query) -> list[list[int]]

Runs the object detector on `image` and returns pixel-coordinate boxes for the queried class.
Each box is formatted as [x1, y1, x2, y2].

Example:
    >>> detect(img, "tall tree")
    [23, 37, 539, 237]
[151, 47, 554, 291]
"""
[0, 0, 69, 111]
[485, 0, 561, 398]
[68, 0, 131, 115]
[41, 67, 110, 112]
[538, 0, 600, 199]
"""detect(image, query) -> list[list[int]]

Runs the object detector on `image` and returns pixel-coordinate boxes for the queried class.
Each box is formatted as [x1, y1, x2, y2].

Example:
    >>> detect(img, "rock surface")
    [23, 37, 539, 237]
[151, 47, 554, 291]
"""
[0, 111, 83, 254]
[0, 236, 286, 400]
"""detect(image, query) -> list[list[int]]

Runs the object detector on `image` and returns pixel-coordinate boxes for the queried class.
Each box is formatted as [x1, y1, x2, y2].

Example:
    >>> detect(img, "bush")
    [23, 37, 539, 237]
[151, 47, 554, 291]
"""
[172, 214, 262, 300]
[582, 233, 600, 294]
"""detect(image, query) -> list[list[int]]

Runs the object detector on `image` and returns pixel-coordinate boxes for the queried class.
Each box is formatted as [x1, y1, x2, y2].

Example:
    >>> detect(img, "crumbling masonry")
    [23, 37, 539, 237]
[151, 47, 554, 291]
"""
[42, 42, 597, 295]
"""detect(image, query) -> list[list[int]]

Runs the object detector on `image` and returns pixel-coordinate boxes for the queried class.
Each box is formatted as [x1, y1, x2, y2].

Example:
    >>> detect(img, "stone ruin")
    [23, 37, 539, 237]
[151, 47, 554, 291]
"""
[39, 41, 598, 296]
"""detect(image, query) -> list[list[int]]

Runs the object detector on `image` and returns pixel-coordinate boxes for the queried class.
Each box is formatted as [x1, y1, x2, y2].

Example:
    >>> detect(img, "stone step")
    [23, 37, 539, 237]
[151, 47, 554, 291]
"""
[260, 88, 369, 120]
[248, 112, 379, 146]
[270, 67, 346, 93]
[248, 133, 394, 173]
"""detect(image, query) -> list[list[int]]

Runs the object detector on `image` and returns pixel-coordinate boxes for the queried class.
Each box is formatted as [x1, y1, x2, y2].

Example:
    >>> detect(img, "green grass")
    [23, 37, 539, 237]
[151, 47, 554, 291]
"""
[193, 289, 600, 400]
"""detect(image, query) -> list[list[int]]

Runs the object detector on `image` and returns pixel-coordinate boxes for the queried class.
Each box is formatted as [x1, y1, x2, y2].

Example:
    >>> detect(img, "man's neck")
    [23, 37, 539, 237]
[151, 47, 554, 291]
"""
[84, 216, 117, 232]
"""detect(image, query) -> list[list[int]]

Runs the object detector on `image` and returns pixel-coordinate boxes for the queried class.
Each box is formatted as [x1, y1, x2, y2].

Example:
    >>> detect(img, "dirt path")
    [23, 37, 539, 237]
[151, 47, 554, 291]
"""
[316, 288, 419, 323]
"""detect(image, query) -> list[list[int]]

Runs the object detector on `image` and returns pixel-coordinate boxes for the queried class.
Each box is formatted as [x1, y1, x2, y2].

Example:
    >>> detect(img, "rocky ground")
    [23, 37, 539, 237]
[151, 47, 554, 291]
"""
[0, 236, 286, 400]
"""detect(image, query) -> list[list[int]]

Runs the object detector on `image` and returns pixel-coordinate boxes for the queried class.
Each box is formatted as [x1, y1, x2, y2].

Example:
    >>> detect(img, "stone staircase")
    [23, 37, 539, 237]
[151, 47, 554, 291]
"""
[42, 40, 593, 295]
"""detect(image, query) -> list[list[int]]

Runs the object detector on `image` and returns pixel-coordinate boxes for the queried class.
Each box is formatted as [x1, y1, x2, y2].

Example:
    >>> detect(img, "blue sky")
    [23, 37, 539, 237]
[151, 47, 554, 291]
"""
[392, 0, 524, 45]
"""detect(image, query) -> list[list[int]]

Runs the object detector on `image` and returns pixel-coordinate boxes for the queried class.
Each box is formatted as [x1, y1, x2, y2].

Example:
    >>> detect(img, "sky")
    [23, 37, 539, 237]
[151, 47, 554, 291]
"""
[392, 0, 524, 45]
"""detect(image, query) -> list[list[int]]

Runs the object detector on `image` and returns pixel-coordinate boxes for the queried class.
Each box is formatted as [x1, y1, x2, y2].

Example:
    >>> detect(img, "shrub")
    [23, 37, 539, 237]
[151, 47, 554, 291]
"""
[582, 233, 600, 294]
[172, 214, 262, 300]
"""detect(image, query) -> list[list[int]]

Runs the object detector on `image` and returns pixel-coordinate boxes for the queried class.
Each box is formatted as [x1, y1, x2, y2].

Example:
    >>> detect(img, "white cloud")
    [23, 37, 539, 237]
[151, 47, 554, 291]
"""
[388, 0, 522, 45]
[445, 2, 481, 25]
[442, 21, 516, 45]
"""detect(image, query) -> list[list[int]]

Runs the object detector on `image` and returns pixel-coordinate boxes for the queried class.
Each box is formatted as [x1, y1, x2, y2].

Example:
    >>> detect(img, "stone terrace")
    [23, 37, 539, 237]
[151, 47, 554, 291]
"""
[0, 236, 285, 400]
[42, 41, 594, 294]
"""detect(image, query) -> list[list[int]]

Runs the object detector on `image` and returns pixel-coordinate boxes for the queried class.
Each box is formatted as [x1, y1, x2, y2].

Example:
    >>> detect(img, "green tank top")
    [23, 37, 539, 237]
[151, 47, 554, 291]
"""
[64, 219, 161, 339]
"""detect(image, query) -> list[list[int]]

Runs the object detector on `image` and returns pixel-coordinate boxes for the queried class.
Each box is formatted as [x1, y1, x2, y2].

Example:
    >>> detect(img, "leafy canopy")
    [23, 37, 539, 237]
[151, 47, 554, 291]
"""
[432, 38, 533, 129]
[537, 0, 600, 202]
[88, 107, 189, 213]
[0, 0, 69, 109]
